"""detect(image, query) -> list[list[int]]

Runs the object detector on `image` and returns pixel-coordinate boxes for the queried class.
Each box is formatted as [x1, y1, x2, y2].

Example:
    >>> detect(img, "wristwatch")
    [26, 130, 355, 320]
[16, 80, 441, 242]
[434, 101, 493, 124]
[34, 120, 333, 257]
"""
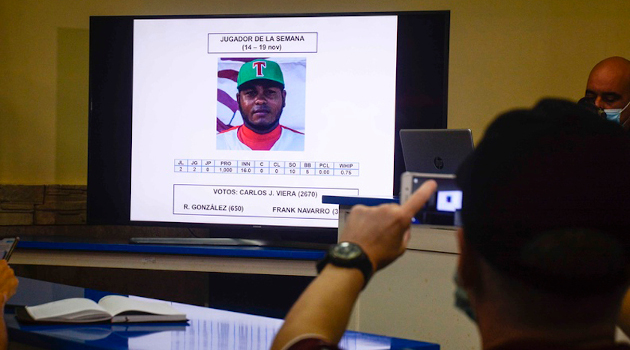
[316, 242, 373, 288]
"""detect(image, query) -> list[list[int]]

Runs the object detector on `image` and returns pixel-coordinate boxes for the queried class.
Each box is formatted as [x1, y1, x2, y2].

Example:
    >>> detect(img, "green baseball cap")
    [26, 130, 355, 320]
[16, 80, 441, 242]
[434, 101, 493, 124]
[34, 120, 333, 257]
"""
[237, 59, 284, 89]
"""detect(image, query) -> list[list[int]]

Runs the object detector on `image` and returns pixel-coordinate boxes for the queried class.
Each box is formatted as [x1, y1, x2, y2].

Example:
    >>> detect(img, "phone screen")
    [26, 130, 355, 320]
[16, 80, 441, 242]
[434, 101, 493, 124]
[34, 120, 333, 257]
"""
[409, 175, 462, 226]
[0, 238, 19, 261]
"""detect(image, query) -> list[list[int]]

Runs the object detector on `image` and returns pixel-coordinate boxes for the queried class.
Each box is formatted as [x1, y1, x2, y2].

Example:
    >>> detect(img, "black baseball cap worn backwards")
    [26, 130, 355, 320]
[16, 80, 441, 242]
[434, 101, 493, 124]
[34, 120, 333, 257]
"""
[456, 98, 630, 295]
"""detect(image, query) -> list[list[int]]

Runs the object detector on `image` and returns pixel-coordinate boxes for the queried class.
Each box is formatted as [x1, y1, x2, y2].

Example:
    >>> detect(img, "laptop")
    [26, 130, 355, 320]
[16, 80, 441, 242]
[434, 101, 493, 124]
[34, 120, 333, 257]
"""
[400, 129, 474, 174]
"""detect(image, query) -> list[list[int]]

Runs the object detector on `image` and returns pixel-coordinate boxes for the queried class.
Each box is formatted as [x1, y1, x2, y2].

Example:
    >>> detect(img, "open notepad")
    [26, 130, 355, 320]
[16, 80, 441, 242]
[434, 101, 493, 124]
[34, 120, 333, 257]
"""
[16, 295, 187, 324]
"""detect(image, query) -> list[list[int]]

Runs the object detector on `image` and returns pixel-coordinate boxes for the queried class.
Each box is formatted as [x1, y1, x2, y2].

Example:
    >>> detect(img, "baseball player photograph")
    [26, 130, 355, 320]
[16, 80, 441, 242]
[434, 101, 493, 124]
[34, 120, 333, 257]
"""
[216, 58, 305, 151]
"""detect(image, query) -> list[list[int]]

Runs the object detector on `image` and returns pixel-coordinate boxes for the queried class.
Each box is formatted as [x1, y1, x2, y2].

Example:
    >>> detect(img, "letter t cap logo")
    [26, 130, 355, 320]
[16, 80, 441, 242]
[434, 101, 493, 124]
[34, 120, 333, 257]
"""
[252, 61, 267, 77]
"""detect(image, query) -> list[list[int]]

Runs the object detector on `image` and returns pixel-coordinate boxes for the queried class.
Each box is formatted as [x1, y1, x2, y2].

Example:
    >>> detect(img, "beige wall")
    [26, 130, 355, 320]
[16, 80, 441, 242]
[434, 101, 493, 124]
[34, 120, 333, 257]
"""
[1, 0, 629, 184]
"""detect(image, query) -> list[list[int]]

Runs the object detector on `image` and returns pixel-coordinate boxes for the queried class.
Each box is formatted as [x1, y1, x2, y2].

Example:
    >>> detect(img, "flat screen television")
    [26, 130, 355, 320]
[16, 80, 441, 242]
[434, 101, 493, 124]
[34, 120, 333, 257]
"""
[87, 11, 450, 245]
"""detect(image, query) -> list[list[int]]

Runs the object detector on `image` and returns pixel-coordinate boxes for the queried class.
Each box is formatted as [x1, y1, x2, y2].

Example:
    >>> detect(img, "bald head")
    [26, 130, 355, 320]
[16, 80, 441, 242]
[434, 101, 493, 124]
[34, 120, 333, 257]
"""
[585, 57, 630, 128]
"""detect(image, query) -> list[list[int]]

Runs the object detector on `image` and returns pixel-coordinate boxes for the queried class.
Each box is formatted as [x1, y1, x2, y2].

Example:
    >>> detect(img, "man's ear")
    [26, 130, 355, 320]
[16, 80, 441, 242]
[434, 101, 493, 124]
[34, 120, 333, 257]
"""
[457, 228, 479, 289]
[282, 90, 286, 107]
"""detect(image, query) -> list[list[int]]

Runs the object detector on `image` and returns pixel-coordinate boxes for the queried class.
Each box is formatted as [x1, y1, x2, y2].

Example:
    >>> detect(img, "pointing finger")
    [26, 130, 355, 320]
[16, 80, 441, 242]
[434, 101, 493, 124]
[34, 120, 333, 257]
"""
[400, 180, 437, 219]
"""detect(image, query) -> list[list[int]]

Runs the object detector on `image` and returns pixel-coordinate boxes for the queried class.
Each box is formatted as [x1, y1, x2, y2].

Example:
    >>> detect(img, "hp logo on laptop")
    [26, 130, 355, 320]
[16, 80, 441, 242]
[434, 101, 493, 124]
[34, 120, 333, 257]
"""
[433, 157, 444, 170]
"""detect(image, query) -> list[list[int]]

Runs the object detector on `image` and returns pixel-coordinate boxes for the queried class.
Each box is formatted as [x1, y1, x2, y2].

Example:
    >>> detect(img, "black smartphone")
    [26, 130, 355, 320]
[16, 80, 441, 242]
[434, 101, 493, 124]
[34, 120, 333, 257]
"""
[0, 237, 19, 261]
[400, 172, 462, 227]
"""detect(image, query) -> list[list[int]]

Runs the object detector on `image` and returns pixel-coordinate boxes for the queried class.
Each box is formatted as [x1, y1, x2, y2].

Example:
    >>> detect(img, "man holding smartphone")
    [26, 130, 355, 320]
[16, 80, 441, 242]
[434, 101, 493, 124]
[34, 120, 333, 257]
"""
[271, 99, 630, 350]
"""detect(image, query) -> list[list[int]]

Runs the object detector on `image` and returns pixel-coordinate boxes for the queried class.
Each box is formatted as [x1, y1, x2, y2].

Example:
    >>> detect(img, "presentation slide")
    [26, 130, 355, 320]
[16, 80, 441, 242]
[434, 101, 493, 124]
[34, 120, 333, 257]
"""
[130, 15, 398, 228]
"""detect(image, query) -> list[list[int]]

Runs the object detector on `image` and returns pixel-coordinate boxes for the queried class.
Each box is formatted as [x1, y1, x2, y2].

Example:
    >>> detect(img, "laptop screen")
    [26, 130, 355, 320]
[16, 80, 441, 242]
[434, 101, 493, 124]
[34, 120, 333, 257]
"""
[400, 129, 474, 174]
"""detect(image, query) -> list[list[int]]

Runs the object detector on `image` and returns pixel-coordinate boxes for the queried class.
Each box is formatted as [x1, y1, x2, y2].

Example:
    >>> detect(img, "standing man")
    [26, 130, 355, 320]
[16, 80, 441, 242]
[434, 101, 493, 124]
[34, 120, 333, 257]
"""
[585, 57, 630, 337]
[584, 56, 630, 130]
[271, 99, 630, 350]
[216, 59, 305, 151]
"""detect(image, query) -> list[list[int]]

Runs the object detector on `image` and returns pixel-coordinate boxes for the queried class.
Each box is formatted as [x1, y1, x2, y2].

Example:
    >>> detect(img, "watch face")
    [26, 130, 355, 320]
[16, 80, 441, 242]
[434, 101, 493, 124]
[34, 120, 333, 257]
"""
[332, 242, 362, 260]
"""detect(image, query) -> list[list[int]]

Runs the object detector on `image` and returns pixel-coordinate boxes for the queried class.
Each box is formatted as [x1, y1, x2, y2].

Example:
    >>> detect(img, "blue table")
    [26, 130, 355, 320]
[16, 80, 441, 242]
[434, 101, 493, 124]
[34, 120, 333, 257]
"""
[7, 278, 439, 350]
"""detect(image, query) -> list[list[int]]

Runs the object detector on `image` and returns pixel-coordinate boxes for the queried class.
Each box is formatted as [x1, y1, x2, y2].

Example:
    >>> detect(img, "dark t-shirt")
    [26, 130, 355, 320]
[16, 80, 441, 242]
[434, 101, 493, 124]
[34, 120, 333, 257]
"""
[488, 343, 630, 350]
[287, 337, 630, 350]
[286, 338, 340, 350]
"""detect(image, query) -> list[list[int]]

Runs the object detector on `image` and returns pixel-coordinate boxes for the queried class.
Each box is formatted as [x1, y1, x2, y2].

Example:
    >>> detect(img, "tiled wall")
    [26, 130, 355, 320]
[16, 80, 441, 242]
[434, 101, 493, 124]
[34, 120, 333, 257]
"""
[0, 185, 86, 225]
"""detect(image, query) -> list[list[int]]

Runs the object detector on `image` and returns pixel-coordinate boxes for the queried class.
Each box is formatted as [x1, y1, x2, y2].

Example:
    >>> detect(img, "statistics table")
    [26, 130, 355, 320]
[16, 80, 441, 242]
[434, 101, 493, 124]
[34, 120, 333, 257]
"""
[174, 159, 359, 176]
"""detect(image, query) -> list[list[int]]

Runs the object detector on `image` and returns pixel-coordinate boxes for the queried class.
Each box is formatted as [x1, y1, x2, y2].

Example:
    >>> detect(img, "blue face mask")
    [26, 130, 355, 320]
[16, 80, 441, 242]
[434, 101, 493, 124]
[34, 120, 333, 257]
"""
[604, 100, 630, 124]
[453, 272, 476, 322]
